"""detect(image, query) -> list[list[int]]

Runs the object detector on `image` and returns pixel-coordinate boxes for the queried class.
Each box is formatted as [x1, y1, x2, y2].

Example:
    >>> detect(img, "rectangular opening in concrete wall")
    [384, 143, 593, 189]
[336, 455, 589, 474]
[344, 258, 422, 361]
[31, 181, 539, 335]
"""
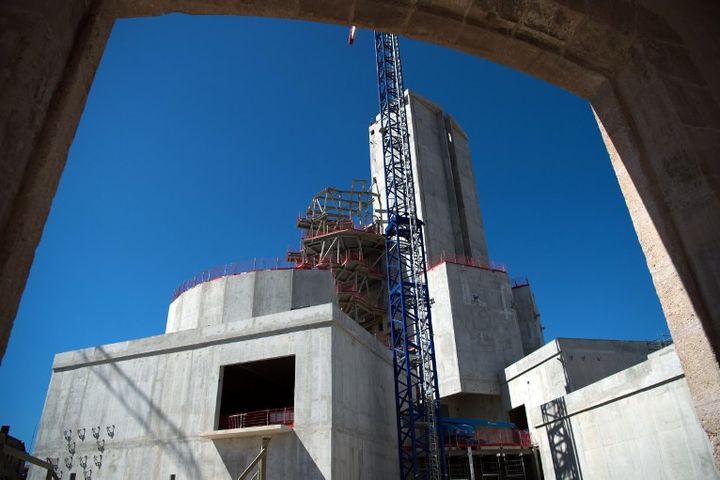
[217, 355, 295, 430]
[509, 405, 529, 430]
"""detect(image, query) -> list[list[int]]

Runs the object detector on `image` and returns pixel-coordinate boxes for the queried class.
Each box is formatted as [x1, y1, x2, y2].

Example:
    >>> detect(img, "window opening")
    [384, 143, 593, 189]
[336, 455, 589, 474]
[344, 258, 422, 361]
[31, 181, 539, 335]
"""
[218, 356, 295, 430]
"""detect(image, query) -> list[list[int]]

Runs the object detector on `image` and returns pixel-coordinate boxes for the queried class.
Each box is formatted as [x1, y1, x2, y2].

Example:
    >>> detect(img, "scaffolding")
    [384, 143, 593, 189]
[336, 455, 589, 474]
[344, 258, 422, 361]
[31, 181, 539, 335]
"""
[288, 181, 387, 334]
[443, 453, 531, 480]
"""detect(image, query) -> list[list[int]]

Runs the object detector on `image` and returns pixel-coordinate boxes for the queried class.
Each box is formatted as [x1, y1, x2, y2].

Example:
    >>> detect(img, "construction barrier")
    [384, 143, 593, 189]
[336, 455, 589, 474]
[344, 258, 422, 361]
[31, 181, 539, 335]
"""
[428, 252, 507, 273]
[220, 407, 295, 430]
[171, 258, 295, 301]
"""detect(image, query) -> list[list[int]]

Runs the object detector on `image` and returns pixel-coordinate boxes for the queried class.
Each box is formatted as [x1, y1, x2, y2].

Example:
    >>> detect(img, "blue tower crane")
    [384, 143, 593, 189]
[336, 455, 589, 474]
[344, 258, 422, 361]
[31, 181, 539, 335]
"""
[373, 31, 447, 480]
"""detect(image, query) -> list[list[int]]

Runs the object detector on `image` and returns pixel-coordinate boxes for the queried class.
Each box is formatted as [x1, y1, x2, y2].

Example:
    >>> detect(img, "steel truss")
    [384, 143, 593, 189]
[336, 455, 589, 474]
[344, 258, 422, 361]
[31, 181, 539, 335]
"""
[289, 181, 387, 333]
[374, 32, 446, 480]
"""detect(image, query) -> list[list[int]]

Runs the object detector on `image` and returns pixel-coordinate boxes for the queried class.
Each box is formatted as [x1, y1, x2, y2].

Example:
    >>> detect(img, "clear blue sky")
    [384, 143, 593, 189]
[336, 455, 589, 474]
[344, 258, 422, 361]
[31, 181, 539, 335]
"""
[0, 15, 667, 446]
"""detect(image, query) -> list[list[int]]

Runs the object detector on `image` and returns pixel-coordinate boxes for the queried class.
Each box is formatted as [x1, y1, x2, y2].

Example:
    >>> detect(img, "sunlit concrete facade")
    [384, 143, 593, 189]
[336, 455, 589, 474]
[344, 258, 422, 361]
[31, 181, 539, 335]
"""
[27, 82, 720, 478]
[29, 272, 398, 480]
[370, 92, 543, 422]
[505, 343, 720, 479]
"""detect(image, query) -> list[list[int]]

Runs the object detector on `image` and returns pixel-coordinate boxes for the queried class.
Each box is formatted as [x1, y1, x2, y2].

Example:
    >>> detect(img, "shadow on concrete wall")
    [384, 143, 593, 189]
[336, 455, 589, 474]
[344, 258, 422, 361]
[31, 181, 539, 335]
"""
[540, 397, 583, 480]
[212, 431, 323, 479]
[80, 347, 202, 477]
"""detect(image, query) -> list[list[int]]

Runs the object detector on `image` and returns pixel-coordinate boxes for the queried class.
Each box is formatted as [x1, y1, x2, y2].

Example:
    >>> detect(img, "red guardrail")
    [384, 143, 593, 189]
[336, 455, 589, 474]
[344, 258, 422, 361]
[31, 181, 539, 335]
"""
[292, 250, 384, 277]
[220, 407, 294, 430]
[428, 252, 507, 273]
[171, 258, 295, 302]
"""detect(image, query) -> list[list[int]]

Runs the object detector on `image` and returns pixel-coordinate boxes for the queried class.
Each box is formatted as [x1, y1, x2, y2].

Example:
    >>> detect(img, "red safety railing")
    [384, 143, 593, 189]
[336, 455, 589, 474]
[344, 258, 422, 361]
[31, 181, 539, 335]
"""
[220, 407, 294, 430]
[297, 216, 381, 239]
[428, 252, 507, 273]
[171, 258, 296, 302]
[292, 250, 384, 277]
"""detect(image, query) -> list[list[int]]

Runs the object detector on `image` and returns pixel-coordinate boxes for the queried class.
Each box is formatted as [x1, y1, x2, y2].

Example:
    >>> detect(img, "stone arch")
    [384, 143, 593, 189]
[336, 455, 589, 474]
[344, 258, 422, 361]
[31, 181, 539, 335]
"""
[1, 0, 718, 463]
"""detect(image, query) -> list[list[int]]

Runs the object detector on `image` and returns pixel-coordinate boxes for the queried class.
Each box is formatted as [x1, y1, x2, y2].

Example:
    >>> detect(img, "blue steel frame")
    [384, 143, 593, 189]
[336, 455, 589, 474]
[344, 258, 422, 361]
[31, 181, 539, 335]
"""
[374, 32, 447, 480]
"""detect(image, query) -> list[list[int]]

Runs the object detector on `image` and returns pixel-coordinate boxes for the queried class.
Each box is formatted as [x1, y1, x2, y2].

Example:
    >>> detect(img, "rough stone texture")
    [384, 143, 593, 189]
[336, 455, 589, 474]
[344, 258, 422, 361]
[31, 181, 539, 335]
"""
[522, 346, 720, 479]
[1, 0, 719, 466]
[28, 303, 398, 479]
[0, 0, 113, 363]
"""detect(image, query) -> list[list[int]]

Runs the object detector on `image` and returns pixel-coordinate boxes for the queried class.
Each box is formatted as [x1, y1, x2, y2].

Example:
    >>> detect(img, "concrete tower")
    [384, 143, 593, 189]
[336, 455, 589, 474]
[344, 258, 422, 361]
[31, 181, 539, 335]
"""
[369, 91, 537, 419]
[369, 91, 489, 265]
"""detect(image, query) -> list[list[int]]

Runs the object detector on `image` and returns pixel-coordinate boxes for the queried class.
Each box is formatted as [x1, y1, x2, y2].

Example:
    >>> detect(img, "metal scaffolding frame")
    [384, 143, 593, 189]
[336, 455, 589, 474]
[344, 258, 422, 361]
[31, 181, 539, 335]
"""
[289, 181, 387, 333]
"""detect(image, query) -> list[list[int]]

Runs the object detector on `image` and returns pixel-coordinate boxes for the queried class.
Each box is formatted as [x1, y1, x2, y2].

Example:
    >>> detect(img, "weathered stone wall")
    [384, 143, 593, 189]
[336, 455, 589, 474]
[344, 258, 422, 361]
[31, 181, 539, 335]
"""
[0, 0, 112, 362]
[1, 0, 718, 465]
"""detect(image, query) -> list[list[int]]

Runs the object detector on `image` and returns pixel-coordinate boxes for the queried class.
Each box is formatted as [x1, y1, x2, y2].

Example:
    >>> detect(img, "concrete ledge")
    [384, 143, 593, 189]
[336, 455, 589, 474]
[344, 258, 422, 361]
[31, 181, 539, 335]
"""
[53, 303, 335, 371]
[199, 424, 292, 439]
[52, 302, 392, 372]
[529, 345, 684, 428]
[503, 339, 560, 382]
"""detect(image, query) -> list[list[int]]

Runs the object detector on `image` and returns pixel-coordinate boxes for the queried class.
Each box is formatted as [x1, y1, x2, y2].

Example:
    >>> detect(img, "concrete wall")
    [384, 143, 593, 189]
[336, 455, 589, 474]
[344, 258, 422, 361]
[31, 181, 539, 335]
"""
[331, 318, 398, 478]
[511, 285, 545, 356]
[528, 346, 719, 480]
[429, 262, 524, 398]
[2, 0, 719, 462]
[29, 304, 397, 479]
[166, 269, 335, 333]
[442, 393, 507, 421]
[505, 338, 655, 412]
[369, 91, 490, 265]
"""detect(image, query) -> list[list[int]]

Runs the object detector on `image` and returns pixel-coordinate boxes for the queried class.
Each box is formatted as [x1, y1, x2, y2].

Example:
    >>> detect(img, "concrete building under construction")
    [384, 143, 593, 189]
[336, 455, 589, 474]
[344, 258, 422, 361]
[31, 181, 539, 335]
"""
[28, 92, 719, 480]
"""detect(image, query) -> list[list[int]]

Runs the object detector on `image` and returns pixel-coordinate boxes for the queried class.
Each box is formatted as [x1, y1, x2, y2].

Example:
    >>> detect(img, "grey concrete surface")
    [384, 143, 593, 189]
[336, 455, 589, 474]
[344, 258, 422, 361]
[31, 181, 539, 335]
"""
[29, 303, 397, 479]
[511, 285, 545, 356]
[369, 90, 490, 265]
[166, 269, 335, 333]
[429, 262, 524, 399]
[527, 346, 720, 480]
[504, 338, 656, 412]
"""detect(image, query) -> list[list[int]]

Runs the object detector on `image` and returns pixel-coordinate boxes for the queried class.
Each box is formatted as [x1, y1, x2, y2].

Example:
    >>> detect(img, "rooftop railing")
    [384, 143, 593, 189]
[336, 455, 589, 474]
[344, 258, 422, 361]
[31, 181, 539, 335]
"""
[428, 252, 507, 273]
[171, 258, 294, 302]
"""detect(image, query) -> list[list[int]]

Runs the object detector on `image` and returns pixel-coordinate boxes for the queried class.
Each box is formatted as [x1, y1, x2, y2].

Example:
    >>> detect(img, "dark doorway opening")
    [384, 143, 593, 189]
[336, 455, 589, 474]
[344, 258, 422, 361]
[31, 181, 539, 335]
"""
[217, 356, 295, 429]
[509, 405, 529, 430]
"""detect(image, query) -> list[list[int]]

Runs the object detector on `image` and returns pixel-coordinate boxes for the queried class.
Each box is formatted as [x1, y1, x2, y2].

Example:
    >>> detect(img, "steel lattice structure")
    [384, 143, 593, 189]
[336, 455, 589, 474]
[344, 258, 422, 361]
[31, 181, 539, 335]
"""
[374, 32, 446, 480]
[288, 181, 387, 333]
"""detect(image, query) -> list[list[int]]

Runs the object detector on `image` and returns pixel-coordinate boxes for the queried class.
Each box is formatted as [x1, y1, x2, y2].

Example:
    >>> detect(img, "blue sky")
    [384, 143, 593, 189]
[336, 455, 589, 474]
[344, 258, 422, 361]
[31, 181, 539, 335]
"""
[1, 15, 667, 446]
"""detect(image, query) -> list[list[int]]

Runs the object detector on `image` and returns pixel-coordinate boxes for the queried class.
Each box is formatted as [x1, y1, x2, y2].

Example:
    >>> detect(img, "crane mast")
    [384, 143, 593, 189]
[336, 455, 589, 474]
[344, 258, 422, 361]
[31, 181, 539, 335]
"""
[374, 32, 446, 480]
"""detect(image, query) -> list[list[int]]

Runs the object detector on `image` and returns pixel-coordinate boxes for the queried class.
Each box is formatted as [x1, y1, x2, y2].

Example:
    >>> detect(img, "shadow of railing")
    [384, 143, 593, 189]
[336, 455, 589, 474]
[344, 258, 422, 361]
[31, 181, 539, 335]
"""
[540, 397, 583, 480]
